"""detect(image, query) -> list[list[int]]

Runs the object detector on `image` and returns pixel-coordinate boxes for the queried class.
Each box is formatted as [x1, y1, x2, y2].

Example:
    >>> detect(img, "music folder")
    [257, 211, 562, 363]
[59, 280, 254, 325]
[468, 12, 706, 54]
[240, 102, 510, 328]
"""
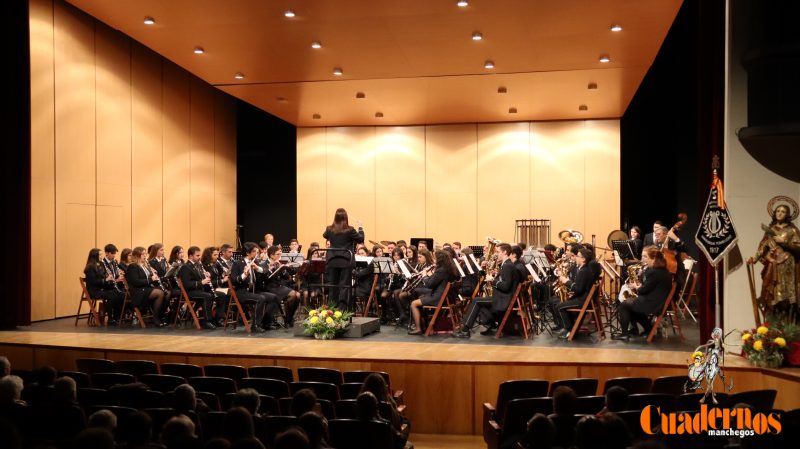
[455, 260, 466, 277]
[371, 257, 393, 274]
[355, 255, 373, 267]
[525, 263, 542, 283]
[461, 255, 475, 275]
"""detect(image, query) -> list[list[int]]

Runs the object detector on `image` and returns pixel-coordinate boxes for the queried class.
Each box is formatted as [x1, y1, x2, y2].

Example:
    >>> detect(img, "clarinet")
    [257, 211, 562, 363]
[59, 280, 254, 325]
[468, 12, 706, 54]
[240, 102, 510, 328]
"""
[144, 262, 166, 291]
[200, 263, 215, 293]
[103, 260, 122, 293]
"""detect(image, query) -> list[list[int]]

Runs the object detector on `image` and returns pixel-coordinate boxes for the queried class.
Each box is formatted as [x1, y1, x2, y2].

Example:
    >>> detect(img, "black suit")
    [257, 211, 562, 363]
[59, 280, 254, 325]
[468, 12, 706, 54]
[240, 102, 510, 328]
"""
[461, 259, 520, 331]
[323, 225, 365, 310]
[230, 259, 280, 326]
[264, 261, 299, 322]
[83, 263, 123, 320]
[458, 257, 481, 297]
[419, 266, 457, 306]
[125, 263, 155, 307]
[205, 262, 230, 322]
[179, 261, 215, 322]
[619, 267, 673, 336]
[555, 264, 595, 331]
[643, 233, 655, 248]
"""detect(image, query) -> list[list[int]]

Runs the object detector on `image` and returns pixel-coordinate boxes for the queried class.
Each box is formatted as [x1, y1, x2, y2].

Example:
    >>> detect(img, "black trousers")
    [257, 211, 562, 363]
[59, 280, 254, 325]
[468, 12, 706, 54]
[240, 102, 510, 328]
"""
[461, 297, 496, 331]
[187, 290, 214, 322]
[618, 300, 651, 336]
[235, 290, 279, 325]
[95, 289, 124, 321]
[555, 297, 583, 331]
[327, 266, 354, 311]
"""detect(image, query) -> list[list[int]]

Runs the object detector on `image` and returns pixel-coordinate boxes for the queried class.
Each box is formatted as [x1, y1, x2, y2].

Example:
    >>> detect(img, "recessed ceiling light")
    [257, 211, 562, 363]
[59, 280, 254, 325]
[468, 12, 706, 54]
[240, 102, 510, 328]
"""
[311, 41, 322, 49]
[356, 92, 366, 99]
[312, 113, 321, 119]
[472, 32, 483, 41]
[579, 104, 588, 111]
[599, 55, 611, 63]
[587, 82, 598, 90]
[457, 0, 469, 7]
[143, 16, 155, 25]
[193, 47, 204, 54]
[375, 112, 384, 118]
[484, 60, 495, 69]
[610, 24, 623, 32]
[497, 86, 507, 94]
[234, 72, 245, 80]
[508, 107, 518, 114]
[333, 67, 343, 76]
[284, 10, 296, 18]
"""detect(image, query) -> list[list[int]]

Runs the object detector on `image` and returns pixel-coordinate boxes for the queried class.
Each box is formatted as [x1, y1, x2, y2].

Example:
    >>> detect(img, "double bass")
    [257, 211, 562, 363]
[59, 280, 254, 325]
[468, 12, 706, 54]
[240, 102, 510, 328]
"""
[663, 213, 688, 274]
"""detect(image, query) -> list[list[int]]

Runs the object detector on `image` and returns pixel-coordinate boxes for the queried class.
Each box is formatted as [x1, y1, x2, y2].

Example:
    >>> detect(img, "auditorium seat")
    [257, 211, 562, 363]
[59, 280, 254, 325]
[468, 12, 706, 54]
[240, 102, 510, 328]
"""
[488, 379, 550, 423]
[651, 375, 688, 396]
[675, 392, 729, 411]
[340, 382, 364, 399]
[201, 410, 227, 439]
[627, 393, 675, 411]
[343, 370, 391, 385]
[77, 387, 109, 407]
[90, 372, 135, 390]
[574, 395, 605, 415]
[85, 405, 137, 417]
[140, 374, 186, 393]
[221, 393, 280, 415]
[335, 399, 357, 419]
[248, 366, 294, 383]
[549, 378, 598, 397]
[115, 360, 159, 379]
[203, 364, 247, 383]
[76, 358, 117, 375]
[617, 410, 650, 440]
[486, 398, 553, 449]
[329, 419, 393, 449]
[196, 391, 221, 411]
[727, 389, 777, 410]
[290, 381, 340, 402]
[109, 387, 166, 409]
[188, 376, 237, 399]
[263, 416, 299, 446]
[160, 363, 203, 380]
[239, 378, 291, 399]
[297, 367, 344, 385]
[142, 407, 179, 439]
[317, 398, 336, 420]
[602, 377, 653, 394]
[59, 371, 91, 388]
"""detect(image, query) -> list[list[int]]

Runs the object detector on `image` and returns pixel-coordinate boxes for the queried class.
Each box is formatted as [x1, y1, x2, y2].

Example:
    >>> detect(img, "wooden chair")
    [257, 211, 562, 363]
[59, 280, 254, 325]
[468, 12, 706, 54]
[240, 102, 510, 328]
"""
[422, 282, 455, 336]
[495, 281, 532, 339]
[647, 283, 682, 343]
[118, 278, 147, 328]
[76, 277, 106, 327]
[224, 279, 251, 333]
[361, 274, 381, 318]
[174, 278, 202, 330]
[566, 282, 605, 341]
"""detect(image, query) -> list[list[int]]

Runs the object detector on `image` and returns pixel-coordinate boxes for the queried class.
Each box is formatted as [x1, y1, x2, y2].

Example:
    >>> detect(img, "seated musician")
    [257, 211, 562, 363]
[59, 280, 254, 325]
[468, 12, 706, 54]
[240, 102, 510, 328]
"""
[178, 246, 219, 329]
[454, 244, 521, 338]
[612, 245, 673, 341]
[452, 241, 462, 257]
[300, 243, 323, 308]
[354, 246, 375, 304]
[394, 248, 431, 325]
[230, 242, 279, 332]
[458, 247, 482, 298]
[217, 244, 235, 273]
[119, 248, 132, 271]
[202, 247, 230, 328]
[371, 246, 395, 323]
[148, 243, 173, 308]
[385, 241, 396, 255]
[264, 233, 275, 248]
[582, 243, 603, 281]
[288, 239, 300, 254]
[102, 244, 126, 293]
[629, 226, 643, 260]
[264, 245, 301, 325]
[165, 245, 186, 308]
[83, 248, 124, 325]
[408, 250, 460, 335]
[548, 243, 582, 329]
[126, 247, 167, 327]
[554, 248, 596, 339]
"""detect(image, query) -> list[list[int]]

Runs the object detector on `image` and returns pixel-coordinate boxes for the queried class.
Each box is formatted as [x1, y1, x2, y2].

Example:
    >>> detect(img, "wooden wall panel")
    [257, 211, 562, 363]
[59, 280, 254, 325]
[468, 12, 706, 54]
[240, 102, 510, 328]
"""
[583, 120, 621, 245]
[297, 128, 328, 248]
[29, 0, 56, 321]
[214, 92, 237, 246]
[477, 123, 531, 243]
[425, 124, 478, 244]
[325, 127, 376, 239]
[131, 43, 163, 245]
[57, 204, 96, 316]
[190, 78, 216, 246]
[162, 63, 192, 251]
[374, 126, 426, 242]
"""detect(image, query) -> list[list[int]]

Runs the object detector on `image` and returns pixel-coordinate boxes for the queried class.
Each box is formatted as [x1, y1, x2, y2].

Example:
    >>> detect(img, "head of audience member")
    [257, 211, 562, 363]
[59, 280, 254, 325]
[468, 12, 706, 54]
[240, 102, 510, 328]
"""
[204, 438, 232, 449]
[526, 413, 556, 449]
[552, 386, 577, 417]
[223, 406, 254, 443]
[231, 437, 266, 449]
[600, 413, 631, 449]
[118, 411, 152, 447]
[604, 386, 629, 413]
[35, 365, 57, 387]
[298, 412, 327, 449]
[54, 376, 77, 403]
[71, 428, 115, 449]
[87, 409, 117, 435]
[356, 391, 380, 421]
[273, 428, 309, 449]
[0, 375, 24, 404]
[360, 373, 390, 403]
[291, 388, 318, 417]
[173, 384, 197, 412]
[0, 356, 10, 378]
[574, 415, 605, 449]
[160, 415, 197, 449]
[232, 388, 261, 416]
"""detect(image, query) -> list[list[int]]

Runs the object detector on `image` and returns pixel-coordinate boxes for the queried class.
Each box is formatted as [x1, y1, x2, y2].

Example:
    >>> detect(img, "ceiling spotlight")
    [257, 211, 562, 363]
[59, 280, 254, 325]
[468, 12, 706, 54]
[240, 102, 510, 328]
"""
[312, 113, 321, 119]
[143, 16, 155, 25]
[284, 10, 296, 18]
[356, 92, 366, 99]
[457, 0, 469, 7]
[497, 86, 507, 94]
[234, 72, 245, 80]
[587, 82, 598, 90]
[311, 41, 322, 49]
[333, 67, 343, 76]
[472, 32, 483, 41]
[599, 55, 611, 63]
[484, 60, 495, 69]
[579, 104, 588, 111]
[193, 47, 205, 54]
[610, 24, 623, 32]
[508, 107, 518, 114]
[375, 112, 384, 118]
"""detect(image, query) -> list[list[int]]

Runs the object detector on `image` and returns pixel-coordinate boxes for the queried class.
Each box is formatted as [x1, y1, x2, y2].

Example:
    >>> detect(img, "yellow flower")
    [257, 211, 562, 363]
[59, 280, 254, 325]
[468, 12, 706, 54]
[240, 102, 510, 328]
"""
[334, 311, 342, 319]
[757, 326, 768, 335]
[742, 333, 752, 341]
[775, 337, 786, 347]
[309, 310, 318, 316]
[309, 316, 319, 324]
[326, 316, 334, 324]
[753, 340, 763, 351]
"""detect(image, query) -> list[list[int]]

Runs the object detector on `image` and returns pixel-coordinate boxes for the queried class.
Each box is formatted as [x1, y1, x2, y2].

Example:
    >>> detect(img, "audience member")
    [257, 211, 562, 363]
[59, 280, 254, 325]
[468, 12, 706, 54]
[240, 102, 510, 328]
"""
[360, 373, 404, 430]
[273, 428, 309, 449]
[161, 415, 200, 449]
[356, 392, 405, 449]
[599, 413, 631, 449]
[599, 386, 629, 415]
[118, 411, 155, 449]
[0, 357, 10, 378]
[0, 375, 25, 406]
[291, 388, 319, 417]
[298, 411, 330, 449]
[223, 406, 254, 444]
[519, 413, 555, 449]
[71, 428, 115, 449]
[231, 388, 260, 416]
[574, 415, 605, 449]
[87, 409, 117, 435]
[548, 386, 578, 449]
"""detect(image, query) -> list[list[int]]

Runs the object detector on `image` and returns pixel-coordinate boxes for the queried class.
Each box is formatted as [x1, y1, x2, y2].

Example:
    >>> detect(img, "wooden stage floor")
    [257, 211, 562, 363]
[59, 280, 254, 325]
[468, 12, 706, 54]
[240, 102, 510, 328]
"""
[1, 318, 799, 435]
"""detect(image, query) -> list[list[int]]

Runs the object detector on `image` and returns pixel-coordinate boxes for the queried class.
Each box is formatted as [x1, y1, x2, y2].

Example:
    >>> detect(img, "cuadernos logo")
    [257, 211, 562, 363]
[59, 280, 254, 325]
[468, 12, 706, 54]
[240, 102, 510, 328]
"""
[640, 404, 781, 437]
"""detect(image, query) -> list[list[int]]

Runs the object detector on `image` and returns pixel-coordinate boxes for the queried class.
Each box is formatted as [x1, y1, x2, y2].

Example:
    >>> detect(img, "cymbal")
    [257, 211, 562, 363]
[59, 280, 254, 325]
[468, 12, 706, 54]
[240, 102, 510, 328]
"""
[380, 240, 395, 246]
[368, 240, 385, 249]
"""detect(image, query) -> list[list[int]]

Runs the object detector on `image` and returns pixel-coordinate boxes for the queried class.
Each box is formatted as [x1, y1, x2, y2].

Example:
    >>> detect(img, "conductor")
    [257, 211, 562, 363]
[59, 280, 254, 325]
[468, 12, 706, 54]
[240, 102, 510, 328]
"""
[323, 208, 365, 311]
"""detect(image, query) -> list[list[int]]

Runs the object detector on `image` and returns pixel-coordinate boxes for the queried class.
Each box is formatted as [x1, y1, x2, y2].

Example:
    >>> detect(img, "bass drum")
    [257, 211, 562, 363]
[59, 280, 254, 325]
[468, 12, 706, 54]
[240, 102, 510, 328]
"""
[607, 229, 629, 249]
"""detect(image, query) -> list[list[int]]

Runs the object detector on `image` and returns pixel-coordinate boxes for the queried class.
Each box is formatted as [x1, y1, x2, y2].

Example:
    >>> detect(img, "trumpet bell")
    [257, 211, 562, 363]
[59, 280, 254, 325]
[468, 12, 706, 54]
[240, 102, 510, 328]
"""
[558, 229, 584, 244]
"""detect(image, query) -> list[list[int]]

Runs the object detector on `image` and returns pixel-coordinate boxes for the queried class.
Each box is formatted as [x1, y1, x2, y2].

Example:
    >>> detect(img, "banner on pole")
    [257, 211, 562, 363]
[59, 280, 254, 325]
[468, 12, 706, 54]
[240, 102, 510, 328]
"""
[695, 171, 738, 267]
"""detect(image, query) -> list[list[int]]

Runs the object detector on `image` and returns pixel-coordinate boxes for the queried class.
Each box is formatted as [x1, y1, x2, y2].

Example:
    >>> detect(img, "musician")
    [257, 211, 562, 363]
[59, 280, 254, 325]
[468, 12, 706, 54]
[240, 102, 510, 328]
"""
[322, 208, 365, 311]
[264, 245, 301, 324]
[417, 240, 429, 252]
[452, 241, 462, 257]
[218, 244, 235, 273]
[388, 248, 410, 324]
[126, 247, 167, 327]
[612, 246, 673, 341]
[83, 248, 124, 325]
[554, 248, 596, 339]
[354, 247, 375, 302]
[119, 248, 132, 271]
[179, 246, 218, 330]
[165, 245, 186, 315]
[653, 226, 685, 252]
[629, 226, 643, 259]
[582, 243, 602, 281]
[102, 244, 126, 293]
[148, 243, 174, 306]
[453, 244, 520, 338]
[459, 247, 481, 298]
[288, 239, 300, 254]
[230, 242, 278, 332]
[404, 246, 418, 267]
[642, 221, 663, 248]
[264, 233, 275, 248]
[202, 247, 229, 328]
[408, 250, 460, 335]
[385, 241, 396, 254]
[300, 244, 323, 308]
[396, 240, 407, 253]
[372, 246, 385, 258]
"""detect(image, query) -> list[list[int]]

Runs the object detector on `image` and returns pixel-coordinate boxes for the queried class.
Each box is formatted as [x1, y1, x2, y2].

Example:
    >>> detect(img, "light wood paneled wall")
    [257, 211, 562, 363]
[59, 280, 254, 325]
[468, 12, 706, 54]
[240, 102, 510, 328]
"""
[29, 0, 237, 320]
[297, 121, 620, 249]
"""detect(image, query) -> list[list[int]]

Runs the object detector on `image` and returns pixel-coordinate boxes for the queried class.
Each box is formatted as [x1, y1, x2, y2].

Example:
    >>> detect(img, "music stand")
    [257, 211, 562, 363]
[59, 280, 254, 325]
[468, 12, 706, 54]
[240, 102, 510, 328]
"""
[612, 240, 637, 261]
[286, 253, 304, 263]
[468, 245, 484, 258]
[371, 257, 393, 274]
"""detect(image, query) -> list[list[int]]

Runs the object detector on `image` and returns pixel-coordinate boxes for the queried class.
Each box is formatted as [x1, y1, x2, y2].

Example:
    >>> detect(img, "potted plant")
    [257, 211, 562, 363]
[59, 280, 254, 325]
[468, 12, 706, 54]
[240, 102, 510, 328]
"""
[302, 305, 354, 340]
[740, 323, 789, 368]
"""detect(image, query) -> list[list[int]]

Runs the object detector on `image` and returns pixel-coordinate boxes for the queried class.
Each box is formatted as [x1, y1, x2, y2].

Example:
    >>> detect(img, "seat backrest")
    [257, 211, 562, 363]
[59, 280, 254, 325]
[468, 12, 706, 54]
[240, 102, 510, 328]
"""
[77, 387, 109, 407]
[188, 376, 237, 396]
[297, 367, 344, 385]
[240, 377, 291, 399]
[603, 377, 653, 395]
[161, 363, 204, 380]
[496, 380, 550, 422]
[77, 358, 117, 375]
[651, 375, 688, 396]
[60, 371, 91, 388]
[329, 419, 393, 449]
[335, 399, 357, 419]
[343, 370, 391, 386]
[264, 416, 299, 445]
[290, 381, 340, 402]
[91, 372, 136, 390]
[248, 366, 294, 383]
[202, 411, 227, 439]
[727, 389, 777, 411]
[204, 365, 247, 383]
[627, 393, 675, 412]
[79, 277, 92, 299]
[675, 392, 729, 411]
[196, 391, 221, 411]
[549, 378, 598, 397]
[501, 398, 553, 439]
[574, 395, 606, 415]
[116, 360, 159, 378]
[317, 398, 336, 420]
[140, 374, 186, 393]
[340, 382, 365, 400]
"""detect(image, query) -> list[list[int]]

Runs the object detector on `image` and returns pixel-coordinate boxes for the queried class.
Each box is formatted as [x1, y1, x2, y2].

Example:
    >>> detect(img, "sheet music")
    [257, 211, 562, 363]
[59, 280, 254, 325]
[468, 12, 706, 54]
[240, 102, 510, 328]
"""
[468, 254, 481, 271]
[461, 255, 475, 274]
[525, 263, 542, 283]
[455, 260, 466, 277]
[613, 250, 624, 266]
[397, 259, 413, 277]
[355, 255, 373, 265]
[371, 257, 393, 273]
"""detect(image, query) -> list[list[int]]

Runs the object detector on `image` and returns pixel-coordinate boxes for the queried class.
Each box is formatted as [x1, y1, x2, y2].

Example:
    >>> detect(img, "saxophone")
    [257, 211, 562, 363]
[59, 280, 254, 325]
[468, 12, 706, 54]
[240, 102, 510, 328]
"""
[552, 254, 576, 302]
[620, 262, 647, 300]
[483, 237, 501, 296]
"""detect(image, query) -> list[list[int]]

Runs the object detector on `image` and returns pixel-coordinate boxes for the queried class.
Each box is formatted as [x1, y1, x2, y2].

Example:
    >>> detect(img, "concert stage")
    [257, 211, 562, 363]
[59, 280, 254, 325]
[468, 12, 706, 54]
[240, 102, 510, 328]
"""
[2, 318, 799, 435]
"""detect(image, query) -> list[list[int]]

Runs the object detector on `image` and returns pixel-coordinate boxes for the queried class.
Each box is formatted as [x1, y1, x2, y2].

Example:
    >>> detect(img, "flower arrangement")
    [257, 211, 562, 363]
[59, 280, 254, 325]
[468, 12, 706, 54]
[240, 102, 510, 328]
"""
[302, 305, 353, 340]
[740, 323, 788, 368]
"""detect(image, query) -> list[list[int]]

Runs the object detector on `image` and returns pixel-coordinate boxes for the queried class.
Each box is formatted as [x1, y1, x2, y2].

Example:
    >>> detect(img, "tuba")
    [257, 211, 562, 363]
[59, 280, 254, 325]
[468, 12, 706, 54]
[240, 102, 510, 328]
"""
[558, 229, 584, 244]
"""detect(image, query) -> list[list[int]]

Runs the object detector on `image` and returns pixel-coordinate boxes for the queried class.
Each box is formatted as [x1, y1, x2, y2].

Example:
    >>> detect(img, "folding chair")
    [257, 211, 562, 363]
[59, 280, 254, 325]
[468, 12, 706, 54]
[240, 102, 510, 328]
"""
[422, 282, 455, 336]
[647, 283, 682, 343]
[224, 279, 251, 333]
[361, 274, 381, 318]
[495, 281, 532, 339]
[76, 277, 106, 327]
[118, 278, 147, 328]
[174, 278, 202, 330]
[566, 282, 605, 341]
